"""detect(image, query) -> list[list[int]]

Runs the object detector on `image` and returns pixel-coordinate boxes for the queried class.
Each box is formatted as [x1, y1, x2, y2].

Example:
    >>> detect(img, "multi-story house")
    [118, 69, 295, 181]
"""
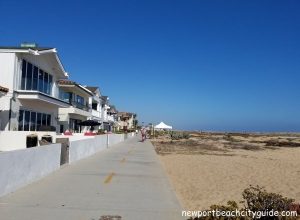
[107, 105, 118, 131]
[117, 112, 137, 131]
[85, 86, 102, 131]
[101, 96, 113, 131]
[0, 44, 70, 132]
[84, 87, 118, 132]
[57, 80, 93, 133]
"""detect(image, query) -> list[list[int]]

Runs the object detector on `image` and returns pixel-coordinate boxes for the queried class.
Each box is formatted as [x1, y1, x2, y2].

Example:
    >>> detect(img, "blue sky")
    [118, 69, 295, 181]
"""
[1, 0, 300, 131]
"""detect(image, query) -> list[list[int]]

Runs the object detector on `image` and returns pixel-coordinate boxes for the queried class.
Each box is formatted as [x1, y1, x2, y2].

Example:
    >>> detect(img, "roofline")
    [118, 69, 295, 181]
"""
[78, 85, 93, 96]
[0, 48, 68, 77]
[57, 81, 93, 96]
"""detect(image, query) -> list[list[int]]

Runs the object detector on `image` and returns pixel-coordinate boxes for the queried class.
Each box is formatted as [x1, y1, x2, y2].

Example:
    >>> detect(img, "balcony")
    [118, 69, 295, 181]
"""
[59, 105, 91, 118]
[91, 109, 101, 119]
[107, 115, 114, 122]
[16, 90, 70, 108]
[71, 101, 90, 112]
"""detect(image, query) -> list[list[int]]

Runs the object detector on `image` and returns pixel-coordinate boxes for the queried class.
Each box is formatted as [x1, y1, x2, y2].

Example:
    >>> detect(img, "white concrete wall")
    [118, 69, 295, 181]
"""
[69, 133, 135, 163]
[0, 132, 135, 197]
[0, 53, 16, 90]
[0, 53, 16, 131]
[108, 133, 125, 146]
[69, 135, 108, 163]
[0, 143, 61, 197]
[0, 131, 57, 151]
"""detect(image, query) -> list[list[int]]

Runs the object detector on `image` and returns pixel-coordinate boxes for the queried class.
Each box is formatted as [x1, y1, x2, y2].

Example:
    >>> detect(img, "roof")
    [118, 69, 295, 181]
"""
[108, 105, 118, 114]
[57, 80, 93, 96]
[101, 96, 109, 103]
[0, 46, 68, 77]
[85, 86, 98, 93]
[0, 86, 9, 93]
[0, 46, 53, 51]
[118, 112, 135, 118]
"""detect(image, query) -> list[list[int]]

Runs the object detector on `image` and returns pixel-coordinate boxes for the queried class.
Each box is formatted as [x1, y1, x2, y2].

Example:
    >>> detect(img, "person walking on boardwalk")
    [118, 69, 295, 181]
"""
[141, 127, 146, 142]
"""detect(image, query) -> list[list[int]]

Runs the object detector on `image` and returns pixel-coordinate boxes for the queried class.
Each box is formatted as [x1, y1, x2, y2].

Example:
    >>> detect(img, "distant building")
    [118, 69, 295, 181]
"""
[117, 112, 137, 131]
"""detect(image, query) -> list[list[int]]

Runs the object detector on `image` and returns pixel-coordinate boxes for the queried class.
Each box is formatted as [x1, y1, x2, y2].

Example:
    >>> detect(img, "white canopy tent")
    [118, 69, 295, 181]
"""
[154, 122, 173, 130]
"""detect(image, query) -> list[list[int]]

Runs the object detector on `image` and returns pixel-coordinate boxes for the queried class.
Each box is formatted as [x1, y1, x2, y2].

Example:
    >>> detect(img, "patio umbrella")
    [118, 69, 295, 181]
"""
[78, 120, 101, 126]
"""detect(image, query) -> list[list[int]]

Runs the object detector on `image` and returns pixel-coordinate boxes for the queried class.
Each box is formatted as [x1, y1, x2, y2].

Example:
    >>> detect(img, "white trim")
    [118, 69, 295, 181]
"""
[0, 48, 68, 77]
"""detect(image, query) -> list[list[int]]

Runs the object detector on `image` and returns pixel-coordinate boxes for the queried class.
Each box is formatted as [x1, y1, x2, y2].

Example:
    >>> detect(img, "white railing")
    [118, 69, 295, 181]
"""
[91, 109, 101, 118]
[107, 115, 114, 122]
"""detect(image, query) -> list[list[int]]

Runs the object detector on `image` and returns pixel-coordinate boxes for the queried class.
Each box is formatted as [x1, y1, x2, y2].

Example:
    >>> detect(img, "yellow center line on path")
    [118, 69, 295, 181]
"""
[104, 172, 115, 184]
[128, 148, 134, 154]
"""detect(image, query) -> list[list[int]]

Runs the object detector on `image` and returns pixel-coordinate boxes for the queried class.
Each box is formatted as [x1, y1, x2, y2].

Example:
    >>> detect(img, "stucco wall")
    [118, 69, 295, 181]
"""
[0, 143, 61, 197]
[108, 133, 125, 146]
[0, 131, 57, 151]
[69, 135, 108, 163]
[69, 133, 134, 163]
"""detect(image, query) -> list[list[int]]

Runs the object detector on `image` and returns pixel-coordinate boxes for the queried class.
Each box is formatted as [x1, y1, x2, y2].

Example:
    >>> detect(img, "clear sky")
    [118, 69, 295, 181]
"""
[1, 0, 300, 131]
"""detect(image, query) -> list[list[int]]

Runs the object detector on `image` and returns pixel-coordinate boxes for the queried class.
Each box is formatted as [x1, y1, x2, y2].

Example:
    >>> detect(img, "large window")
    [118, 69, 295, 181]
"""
[20, 60, 53, 95]
[69, 118, 82, 133]
[59, 89, 72, 103]
[18, 110, 51, 131]
[76, 95, 84, 105]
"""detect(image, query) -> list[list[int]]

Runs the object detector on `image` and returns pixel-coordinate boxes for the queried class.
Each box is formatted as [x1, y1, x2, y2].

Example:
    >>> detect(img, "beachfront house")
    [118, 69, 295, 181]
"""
[101, 96, 114, 131]
[85, 86, 102, 131]
[0, 44, 70, 132]
[117, 112, 137, 131]
[57, 80, 93, 133]
[107, 105, 118, 131]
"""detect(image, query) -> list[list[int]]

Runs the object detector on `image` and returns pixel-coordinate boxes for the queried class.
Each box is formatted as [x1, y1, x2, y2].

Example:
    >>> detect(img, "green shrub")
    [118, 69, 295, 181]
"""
[170, 131, 190, 140]
[189, 185, 297, 220]
[97, 129, 106, 135]
[243, 185, 294, 215]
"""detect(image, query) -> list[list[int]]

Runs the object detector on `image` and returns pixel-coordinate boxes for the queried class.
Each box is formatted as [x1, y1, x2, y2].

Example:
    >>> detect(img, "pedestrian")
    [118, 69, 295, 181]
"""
[141, 127, 146, 142]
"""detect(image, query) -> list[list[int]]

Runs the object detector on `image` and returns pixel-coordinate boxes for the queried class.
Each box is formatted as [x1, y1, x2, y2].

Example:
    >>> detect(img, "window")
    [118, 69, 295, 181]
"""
[59, 89, 72, 103]
[92, 103, 97, 110]
[69, 118, 82, 133]
[43, 72, 49, 94]
[32, 66, 38, 90]
[76, 95, 84, 105]
[18, 110, 24, 131]
[38, 69, 44, 92]
[18, 110, 51, 131]
[20, 59, 53, 95]
[46, 114, 51, 126]
[37, 113, 42, 128]
[42, 114, 47, 126]
[48, 74, 53, 95]
[24, 111, 30, 131]
[25, 63, 33, 90]
[21, 61, 27, 90]
[30, 112, 37, 131]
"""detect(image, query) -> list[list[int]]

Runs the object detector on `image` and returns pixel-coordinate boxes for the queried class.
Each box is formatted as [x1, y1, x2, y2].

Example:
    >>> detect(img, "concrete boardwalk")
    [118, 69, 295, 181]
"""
[0, 137, 184, 220]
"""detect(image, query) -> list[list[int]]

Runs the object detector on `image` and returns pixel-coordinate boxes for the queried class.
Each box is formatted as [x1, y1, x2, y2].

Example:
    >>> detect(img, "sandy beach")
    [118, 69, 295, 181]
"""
[152, 132, 300, 210]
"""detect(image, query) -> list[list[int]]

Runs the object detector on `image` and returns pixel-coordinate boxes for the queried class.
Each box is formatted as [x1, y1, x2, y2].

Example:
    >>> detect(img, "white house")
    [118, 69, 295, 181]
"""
[0, 44, 70, 132]
[85, 86, 102, 131]
[117, 112, 137, 131]
[57, 80, 93, 133]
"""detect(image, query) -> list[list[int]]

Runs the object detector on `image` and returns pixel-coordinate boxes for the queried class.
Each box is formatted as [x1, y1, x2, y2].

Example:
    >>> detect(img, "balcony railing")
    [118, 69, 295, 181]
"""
[107, 115, 114, 122]
[92, 109, 101, 118]
[71, 101, 90, 112]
